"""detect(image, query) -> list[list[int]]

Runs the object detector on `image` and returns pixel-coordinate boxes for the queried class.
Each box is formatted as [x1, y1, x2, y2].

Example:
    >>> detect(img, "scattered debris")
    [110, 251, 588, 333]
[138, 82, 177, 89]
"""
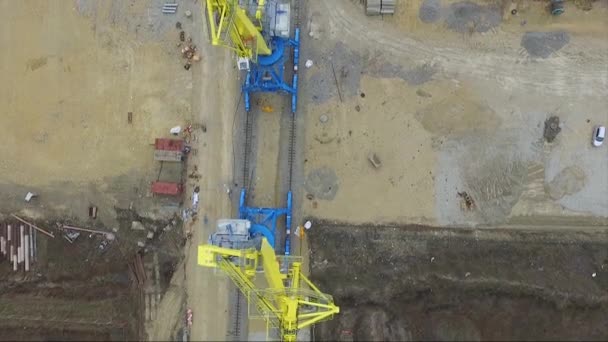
[192, 191, 199, 209]
[180, 31, 185, 42]
[128, 111, 133, 123]
[465, 272, 471, 277]
[88, 205, 97, 219]
[319, 114, 329, 123]
[132, 221, 146, 231]
[304, 221, 312, 230]
[24, 192, 37, 202]
[543, 116, 562, 143]
[573, 0, 593, 11]
[176, 21, 182, 29]
[306, 193, 314, 200]
[430, 257, 435, 262]
[189, 166, 202, 181]
[170, 126, 182, 135]
[62, 224, 113, 240]
[416, 89, 432, 98]
[147, 231, 155, 240]
[137, 241, 146, 248]
[368, 153, 382, 169]
[592, 272, 597, 278]
[457, 191, 475, 210]
[185, 10, 192, 18]
[354, 105, 361, 112]
[551, 0, 565, 15]
[64, 231, 81, 244]
[330, 62, 343, 102]
[305, 59, 314, 68]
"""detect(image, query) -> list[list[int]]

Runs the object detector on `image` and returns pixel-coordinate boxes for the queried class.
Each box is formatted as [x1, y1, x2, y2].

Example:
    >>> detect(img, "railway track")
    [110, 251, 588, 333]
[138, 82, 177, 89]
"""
[232, 0, 302, 339]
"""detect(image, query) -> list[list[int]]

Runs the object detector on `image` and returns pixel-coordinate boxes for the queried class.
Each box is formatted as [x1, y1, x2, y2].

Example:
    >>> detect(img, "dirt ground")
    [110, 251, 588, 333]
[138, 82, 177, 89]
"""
[0, 0, 221, 340]
[299, 0, 608, 227]
[298, 1, 608, 341]
[0, 0, 193, 228]
[309, 224, 608, 341]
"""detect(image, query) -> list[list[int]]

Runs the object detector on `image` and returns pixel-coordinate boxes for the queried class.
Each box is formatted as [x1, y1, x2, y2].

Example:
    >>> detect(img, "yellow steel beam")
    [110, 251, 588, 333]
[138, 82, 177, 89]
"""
[204, 0, 271, 59]
[198, 236, 339, 341]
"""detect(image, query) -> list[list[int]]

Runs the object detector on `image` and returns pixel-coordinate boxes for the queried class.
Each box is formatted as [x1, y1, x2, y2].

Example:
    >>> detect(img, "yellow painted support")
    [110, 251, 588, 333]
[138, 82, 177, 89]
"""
[204, 0, 271, 60]
[198, 237, 339, 341]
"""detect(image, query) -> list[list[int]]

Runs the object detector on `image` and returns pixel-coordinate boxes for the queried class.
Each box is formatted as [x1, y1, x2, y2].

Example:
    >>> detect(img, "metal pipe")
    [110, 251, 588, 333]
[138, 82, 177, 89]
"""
[24, 235, 29, 271]
[29, 226, 33, 259]
[7, 224, 11, 243]
[33, 229, 37, 261]
[62, 224, 110, 236]
[19, 225, 24, 264]
[11, 214, 54, 238]
[13, 249, 17, 271]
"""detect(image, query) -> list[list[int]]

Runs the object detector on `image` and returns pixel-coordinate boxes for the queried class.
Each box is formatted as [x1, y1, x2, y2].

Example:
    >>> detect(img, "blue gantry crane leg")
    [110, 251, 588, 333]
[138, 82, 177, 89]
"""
[238, 188, 293, 255]
[243, 28, 300, 114]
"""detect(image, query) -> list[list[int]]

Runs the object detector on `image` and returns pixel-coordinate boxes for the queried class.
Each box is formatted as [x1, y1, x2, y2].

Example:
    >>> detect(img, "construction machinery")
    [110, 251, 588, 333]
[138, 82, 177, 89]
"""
[204, 0, 300, 112]
[204, 0, 300, 256]
[199, 219, 340, 341]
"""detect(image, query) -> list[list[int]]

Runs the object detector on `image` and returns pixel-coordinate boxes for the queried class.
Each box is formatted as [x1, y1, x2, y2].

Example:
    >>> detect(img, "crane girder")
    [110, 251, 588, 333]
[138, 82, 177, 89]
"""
[198, 237, 340, 341]
[204, 0, 272, 60]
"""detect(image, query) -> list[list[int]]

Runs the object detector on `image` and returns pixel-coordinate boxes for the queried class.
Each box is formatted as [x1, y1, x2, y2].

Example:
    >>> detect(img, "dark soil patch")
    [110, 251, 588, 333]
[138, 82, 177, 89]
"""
[309, 223, 608, 341]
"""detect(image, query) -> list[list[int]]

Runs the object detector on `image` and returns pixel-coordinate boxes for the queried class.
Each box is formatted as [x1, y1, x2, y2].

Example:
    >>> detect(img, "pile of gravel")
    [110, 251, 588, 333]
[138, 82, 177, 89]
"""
[521, 31, 570, 58]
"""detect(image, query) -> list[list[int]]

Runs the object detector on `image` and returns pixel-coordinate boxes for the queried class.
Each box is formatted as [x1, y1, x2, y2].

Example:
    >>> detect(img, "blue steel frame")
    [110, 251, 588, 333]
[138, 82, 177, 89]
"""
[243, 28, 300, 113]
[238, 189, 293, 255]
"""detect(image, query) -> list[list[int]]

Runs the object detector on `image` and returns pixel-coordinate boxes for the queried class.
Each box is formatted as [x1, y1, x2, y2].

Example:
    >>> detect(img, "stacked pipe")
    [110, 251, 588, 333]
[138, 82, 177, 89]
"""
[0, 223, 36, 272]
[162, 3, 178, 14]
[365, 0, 396, 15]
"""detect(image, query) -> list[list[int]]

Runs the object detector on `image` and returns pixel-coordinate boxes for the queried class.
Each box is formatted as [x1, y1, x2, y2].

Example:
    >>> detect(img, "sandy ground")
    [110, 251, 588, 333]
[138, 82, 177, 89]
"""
[1, 0, 235, 340]
[300, 0, 608, 227]
[0, 0, 191, 227]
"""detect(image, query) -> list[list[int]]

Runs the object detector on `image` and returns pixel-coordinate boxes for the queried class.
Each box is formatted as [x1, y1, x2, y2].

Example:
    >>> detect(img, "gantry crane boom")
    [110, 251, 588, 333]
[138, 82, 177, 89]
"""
[199, 237, 340, 341]
[204, 0, 271, 61]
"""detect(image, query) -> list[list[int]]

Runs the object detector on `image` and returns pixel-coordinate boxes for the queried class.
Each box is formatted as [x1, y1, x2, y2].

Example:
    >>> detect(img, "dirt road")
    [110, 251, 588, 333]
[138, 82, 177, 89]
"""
[181, 3, 238, 341]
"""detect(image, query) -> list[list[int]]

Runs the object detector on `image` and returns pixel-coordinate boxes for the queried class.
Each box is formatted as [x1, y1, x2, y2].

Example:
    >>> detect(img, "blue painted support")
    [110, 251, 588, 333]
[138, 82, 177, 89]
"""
[239, 188, 293, 253]
[242, 28, 301, 113]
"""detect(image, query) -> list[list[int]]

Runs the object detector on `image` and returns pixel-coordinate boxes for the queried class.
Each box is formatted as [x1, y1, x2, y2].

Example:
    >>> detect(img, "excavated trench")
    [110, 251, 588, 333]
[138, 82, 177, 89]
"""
[309, 223, 608, 341]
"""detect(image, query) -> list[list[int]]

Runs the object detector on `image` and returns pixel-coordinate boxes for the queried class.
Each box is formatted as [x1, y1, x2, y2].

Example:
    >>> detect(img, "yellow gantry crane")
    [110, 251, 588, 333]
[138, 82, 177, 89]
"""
[198, 220, 339, 341]
[204, 0, 272, 61]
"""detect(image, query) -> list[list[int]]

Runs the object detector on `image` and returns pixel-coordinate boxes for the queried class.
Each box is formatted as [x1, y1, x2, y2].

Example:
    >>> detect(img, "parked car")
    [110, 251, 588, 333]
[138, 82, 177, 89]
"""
[592, 126, 605, 147]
